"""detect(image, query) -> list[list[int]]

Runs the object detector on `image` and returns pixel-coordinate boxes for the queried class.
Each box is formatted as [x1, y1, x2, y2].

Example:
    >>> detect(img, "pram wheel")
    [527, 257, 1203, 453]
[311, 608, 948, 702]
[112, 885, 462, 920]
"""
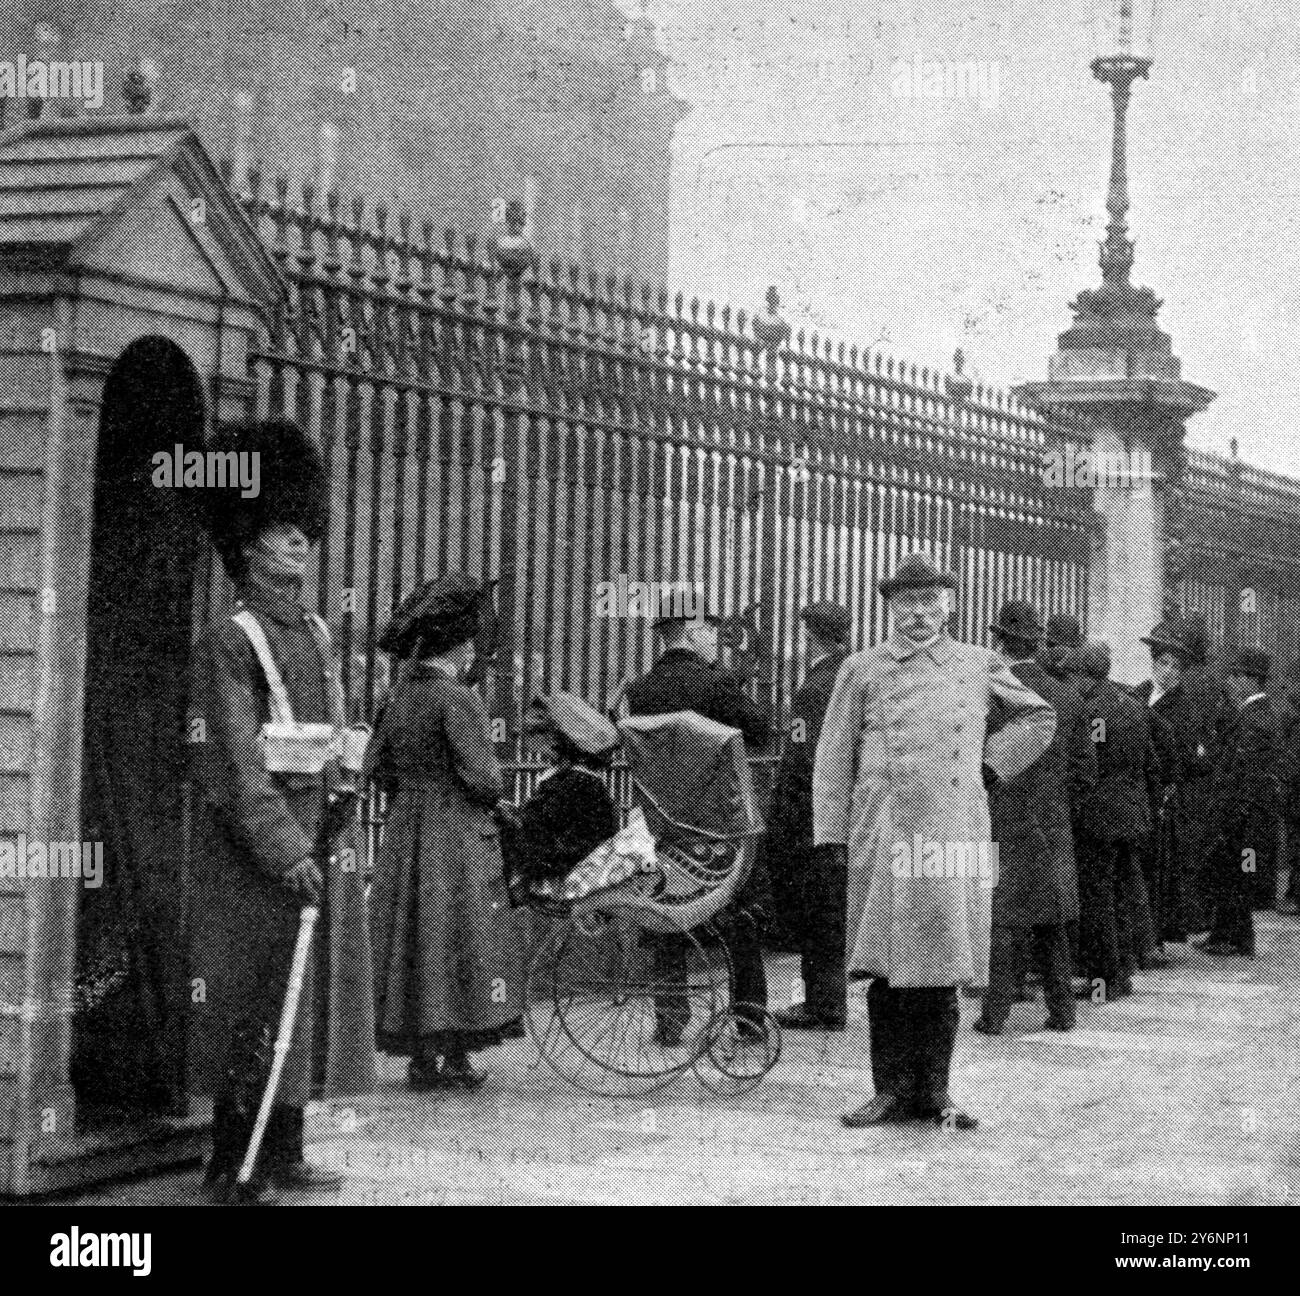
[525, 908, 730, 1097]
[693, 1006, 782, 1096]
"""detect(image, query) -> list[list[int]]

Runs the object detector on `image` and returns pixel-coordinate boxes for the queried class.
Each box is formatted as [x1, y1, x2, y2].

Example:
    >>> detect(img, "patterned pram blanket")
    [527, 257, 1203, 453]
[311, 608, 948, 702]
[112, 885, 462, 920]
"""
[529, 807, 661, 903]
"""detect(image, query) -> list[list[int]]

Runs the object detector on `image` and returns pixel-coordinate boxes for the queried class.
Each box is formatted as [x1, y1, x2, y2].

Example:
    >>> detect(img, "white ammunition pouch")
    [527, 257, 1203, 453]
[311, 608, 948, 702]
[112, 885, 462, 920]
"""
[231, 609, 370, 775]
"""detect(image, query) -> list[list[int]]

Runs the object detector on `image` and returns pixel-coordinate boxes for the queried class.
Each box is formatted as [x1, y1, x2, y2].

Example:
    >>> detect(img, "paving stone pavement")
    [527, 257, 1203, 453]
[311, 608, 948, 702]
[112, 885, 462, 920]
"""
[62, 913, 1300, 1206]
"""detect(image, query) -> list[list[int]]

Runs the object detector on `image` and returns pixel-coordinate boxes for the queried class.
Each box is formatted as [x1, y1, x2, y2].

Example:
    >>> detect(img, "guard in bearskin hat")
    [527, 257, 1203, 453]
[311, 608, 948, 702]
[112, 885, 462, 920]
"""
[189, 418, 374, 1204]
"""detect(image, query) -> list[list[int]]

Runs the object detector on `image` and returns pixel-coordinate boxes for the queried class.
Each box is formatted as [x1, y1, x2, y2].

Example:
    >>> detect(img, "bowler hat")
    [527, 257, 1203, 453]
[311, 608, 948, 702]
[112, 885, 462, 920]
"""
[651, 582, 721, 631]
[1043, 613, 1083, 650]
[990, 600, 1042, 644]
[801, 600, 852, 644]
[378, 572, 492, 659]
[1228, 646, 1270, 683]
[524, 691, 619, 757]
[201, 418, 328, 578]
[1076, 640, 1112, 680]
[878, 553, 958, 599]
[1141, 620, 1194, 661]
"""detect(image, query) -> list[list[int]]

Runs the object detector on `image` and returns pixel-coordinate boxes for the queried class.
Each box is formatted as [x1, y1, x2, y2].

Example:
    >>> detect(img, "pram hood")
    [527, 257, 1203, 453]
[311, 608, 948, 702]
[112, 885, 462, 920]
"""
[617, 711, 764, 840]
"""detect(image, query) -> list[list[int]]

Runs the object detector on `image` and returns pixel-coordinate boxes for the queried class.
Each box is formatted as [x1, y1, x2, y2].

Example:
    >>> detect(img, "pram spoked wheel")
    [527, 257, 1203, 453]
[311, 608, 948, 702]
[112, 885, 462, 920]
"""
[525, 908, 730, 1097]
[693, 1006, 782, 1096]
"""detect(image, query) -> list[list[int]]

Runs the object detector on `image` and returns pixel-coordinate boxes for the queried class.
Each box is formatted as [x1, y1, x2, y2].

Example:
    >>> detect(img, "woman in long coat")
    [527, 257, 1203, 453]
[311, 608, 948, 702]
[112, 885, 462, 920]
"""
[367, 574, 524, 1089]
[1134, 621, 1233, 941]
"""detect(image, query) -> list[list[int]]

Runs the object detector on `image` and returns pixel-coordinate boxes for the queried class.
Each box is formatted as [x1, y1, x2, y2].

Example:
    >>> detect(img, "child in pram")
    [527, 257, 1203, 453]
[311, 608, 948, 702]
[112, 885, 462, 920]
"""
[505, 693, 621, 901]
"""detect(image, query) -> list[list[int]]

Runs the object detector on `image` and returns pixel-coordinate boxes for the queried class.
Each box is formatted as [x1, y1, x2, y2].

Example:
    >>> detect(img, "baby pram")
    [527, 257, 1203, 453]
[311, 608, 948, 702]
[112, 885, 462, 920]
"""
[522, 711, 782, 1096]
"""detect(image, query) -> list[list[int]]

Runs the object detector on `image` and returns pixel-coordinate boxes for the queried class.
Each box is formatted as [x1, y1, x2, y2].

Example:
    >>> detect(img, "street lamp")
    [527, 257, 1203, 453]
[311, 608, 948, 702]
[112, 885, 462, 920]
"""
[1090, 0, 1155, 290]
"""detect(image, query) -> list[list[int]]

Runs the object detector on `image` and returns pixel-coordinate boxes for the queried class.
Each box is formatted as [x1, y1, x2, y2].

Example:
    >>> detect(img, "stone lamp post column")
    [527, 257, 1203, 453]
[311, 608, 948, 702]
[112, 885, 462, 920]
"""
[1016, 3, 1214, 684]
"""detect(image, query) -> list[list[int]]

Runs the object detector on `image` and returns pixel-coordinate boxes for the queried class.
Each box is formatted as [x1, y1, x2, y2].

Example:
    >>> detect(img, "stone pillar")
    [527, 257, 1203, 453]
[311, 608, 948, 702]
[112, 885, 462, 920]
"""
[1084, 422, 1166, 685]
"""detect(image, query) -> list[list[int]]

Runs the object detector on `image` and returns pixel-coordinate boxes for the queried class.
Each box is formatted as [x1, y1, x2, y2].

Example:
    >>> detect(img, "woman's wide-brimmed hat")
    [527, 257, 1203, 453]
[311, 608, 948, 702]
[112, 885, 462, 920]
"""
[377, 572, 493, 659]
[878, 552, 958, 599]
[524, 691, 619, 756]
[202, 418, 328, 577]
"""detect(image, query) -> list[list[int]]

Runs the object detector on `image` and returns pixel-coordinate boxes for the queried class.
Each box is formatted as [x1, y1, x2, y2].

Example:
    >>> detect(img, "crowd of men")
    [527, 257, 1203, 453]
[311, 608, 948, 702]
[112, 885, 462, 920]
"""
[632, 551, 1300, 1129]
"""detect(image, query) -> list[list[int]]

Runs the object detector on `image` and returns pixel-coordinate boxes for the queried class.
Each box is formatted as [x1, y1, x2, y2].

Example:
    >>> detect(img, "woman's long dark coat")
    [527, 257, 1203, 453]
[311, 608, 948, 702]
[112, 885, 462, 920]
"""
[367, 664, 524, 1053]
[1136, 670, 1233, 936]
[188, 586, 376, 1106]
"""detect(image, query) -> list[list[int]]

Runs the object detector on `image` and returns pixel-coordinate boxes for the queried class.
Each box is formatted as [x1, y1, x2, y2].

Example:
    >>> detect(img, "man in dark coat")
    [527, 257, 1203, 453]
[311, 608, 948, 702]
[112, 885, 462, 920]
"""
[1072, 641, 1159, 1000]
[626, 604, 771, 1039]
[367, 574, 526, 1089]
[768, 601, 852, 1031]
[189, 418, 372, 1205]
[975, 602, 1096, 1034]
[1197, 648, 1282, 957]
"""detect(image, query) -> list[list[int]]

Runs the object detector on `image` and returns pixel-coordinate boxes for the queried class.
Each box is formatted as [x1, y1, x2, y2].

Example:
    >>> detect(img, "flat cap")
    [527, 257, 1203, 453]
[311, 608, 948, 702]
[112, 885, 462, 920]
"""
[524, 691, 620, 757]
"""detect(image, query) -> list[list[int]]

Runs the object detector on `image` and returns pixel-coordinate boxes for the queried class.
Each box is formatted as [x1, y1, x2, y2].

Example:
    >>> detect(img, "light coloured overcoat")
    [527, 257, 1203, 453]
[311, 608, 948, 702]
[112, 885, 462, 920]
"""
[812, 632, 1056, 986]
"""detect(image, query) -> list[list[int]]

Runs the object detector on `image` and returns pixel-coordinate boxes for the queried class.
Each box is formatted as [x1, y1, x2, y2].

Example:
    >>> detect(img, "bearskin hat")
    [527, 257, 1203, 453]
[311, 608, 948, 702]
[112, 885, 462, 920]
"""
[202, 418, 328, 578]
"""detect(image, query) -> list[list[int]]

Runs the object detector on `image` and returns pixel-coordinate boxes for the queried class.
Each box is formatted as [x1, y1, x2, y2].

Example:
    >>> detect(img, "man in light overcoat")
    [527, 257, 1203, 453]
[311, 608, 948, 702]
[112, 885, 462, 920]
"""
[813, 554, 1056, 1128]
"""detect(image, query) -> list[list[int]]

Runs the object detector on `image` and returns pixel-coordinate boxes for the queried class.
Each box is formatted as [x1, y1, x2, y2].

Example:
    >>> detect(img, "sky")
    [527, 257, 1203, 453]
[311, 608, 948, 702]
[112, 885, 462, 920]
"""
[642, 0, 1300, 475]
